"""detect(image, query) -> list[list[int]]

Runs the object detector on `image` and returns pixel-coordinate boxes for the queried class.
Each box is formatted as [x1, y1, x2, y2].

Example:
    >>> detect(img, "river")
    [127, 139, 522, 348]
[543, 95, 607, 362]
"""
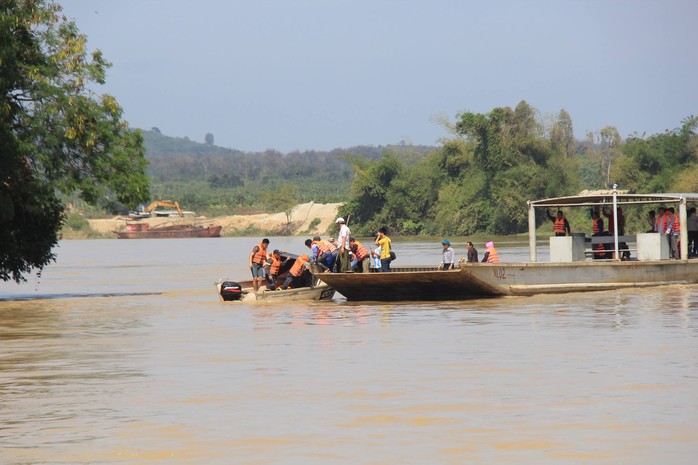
[1, 237, 697, 464]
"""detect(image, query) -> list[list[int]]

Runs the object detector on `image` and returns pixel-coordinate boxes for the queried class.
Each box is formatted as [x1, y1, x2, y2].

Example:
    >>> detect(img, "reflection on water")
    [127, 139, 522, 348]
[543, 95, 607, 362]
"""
[0, 238, 697, 464]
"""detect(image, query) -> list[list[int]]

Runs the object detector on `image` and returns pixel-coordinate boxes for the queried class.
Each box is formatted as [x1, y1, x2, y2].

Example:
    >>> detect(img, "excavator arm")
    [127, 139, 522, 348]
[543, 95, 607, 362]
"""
[144, 200, 184, 218]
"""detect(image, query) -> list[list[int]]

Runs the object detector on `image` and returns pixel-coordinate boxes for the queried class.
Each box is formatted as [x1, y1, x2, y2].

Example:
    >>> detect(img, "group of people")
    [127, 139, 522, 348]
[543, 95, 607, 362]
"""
[546, 204, 698, 260]
[650, 206, 698, 258]
[247, 218, 401, 292]
[438, 240, 499, 270]
[248, 238, 304, 291]
[304, 219, 395, 273]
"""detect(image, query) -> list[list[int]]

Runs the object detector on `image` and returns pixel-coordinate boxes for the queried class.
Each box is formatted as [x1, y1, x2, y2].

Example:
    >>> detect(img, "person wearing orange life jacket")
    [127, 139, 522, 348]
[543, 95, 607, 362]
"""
[590, 210, 608, 259]
[306, 236, 338, 272]
[546, 209, 571, 236]
[249, 238, 270, 291]
[280, 254, 310, 290]
[266, 249, 284, 290]
[481, 241, 499, 263]
[653, 207, 667, 232]
[349, 237, 370, 273]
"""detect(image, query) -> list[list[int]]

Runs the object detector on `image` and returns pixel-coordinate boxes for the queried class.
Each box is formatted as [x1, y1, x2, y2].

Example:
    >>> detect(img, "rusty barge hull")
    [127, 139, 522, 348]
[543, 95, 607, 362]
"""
[114, 224, 222, 239]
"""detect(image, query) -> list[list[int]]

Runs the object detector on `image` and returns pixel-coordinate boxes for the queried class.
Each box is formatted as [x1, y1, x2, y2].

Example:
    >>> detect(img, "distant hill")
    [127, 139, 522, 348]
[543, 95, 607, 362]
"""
[138, 129, 438, 212]
[141, 129, 436, 183]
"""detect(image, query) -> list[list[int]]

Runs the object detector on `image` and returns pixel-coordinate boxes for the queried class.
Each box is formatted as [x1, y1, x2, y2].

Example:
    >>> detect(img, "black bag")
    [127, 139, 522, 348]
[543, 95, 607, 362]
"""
[389, 251, 396, 261]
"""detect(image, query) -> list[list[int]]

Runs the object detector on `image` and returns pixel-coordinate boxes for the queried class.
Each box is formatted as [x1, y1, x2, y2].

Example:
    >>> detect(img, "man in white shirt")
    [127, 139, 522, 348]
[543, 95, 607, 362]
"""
[335, 217, 351, 272]
[438, 239, 455, 270]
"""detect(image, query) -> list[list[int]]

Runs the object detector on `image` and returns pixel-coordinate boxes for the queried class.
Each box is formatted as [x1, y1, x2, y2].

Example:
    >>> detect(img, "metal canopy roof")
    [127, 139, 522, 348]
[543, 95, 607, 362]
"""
[529, 193, 698, 208]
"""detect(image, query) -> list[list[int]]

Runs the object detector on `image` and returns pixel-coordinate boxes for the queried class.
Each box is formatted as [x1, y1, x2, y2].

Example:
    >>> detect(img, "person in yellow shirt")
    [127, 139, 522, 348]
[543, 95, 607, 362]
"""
[374, 227, 392, 272]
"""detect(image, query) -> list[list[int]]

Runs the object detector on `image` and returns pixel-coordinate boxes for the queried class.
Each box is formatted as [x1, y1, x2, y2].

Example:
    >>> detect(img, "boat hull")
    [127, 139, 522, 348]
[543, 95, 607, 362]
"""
[215, 280, 335, 303]
[314, 260, 698, 301]
[115, 225, 222, 239]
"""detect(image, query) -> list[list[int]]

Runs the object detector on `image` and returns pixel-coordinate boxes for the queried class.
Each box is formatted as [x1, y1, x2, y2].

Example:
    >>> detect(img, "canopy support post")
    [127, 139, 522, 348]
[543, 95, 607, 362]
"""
[528, 201, 537, 262]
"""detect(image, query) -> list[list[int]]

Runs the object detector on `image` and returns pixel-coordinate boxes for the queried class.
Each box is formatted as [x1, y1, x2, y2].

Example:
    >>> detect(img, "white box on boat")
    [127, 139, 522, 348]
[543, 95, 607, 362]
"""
[636, 233, 670, 261]
[550, 235, 586, 262]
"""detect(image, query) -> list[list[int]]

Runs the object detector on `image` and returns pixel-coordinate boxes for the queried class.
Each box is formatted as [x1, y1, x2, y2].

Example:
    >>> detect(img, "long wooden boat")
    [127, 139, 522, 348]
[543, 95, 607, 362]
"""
[114, 223, 222, 239]
[314, 261, 698, 301]
[314, 192, 698, 301]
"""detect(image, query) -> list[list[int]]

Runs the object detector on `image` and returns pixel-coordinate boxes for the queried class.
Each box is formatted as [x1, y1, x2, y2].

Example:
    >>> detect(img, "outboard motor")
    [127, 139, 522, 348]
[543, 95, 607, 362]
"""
[219, 281, 243, 301]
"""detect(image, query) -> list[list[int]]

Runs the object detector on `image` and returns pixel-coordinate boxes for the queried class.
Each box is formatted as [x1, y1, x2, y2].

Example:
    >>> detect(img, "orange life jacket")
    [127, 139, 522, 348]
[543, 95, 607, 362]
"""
[317, 240, 337, 254]
[553, 218, 567, 234]
[593, 242, 606, 258]
[655, 214, 669, 232]
[486, 247, 499, 263]
[251, 242, 268, 265]
[289, 255, 309, 277]
[269, 255, 282, 275]
[672, 213, 680, 232]
[351, 240, 369, 260]
[592, 217, 603, 234]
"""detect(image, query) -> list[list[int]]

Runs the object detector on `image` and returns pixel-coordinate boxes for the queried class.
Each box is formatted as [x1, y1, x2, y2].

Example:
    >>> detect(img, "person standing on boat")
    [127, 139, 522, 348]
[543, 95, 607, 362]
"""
[266, 249, 283, 290]
[375, 227, 392, 272]
[465, 241, 478, 262]
[666, 207, 680, 259]
[646, 210, 656, 233]
[349, 237, 370, 273]
[602, 206, 625, 235]
[590, 210, 608, 259]
[369, 245, 382, 272]
[546, 209, 571, 236]
[335, 217, 351, 272]
[481, 241, 499, 263]
[249, 238, 270, 292]
[438, 240, 455, 270]
[688, 207, 698, 257]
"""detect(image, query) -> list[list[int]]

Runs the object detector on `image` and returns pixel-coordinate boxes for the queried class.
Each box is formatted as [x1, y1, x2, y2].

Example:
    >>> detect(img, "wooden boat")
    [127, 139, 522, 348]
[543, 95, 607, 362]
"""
[215, 252, 335, 302]
[114, 222, 222, 239]
[314, 192, 698, 301]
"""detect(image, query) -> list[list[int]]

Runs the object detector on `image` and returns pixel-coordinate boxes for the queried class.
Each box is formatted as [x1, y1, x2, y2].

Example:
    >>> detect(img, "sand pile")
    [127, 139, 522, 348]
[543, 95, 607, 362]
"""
[88, 202, 342, 237]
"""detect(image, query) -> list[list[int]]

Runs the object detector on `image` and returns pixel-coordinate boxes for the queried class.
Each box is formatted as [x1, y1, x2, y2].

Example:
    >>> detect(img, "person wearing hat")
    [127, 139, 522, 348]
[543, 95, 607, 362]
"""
[335, 217, 351, 272]
[481, 241, 500, 263]
[438, 240, 455, 270]
[265, 249, 284, 290]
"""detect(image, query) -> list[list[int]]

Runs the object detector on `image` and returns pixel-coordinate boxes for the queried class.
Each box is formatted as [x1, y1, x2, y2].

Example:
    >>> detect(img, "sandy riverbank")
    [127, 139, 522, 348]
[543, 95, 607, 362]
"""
[87, 202, 342, 237]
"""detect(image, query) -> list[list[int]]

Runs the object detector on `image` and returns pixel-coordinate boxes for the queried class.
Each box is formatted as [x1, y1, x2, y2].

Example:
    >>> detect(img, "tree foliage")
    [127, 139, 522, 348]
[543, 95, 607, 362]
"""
[1, 0, 150, 282]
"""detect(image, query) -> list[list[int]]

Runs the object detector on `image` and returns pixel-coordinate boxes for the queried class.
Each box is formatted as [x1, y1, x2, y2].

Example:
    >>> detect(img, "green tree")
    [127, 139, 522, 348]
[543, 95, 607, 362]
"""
[1, 0, 150, 282]
[585, 126, 621, 189]
[263, 184, 298, 230]
[550, 109, 575, 158]
[344, 152, 403, 232]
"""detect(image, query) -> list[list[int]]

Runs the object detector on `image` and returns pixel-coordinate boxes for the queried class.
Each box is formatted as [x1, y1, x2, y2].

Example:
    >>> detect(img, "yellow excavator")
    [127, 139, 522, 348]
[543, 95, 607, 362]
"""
[136, 200, 184, 218]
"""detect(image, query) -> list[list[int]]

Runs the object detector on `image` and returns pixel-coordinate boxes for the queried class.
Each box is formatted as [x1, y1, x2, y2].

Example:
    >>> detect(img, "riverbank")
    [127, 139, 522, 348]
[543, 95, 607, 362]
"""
[74, 202, 342, 239]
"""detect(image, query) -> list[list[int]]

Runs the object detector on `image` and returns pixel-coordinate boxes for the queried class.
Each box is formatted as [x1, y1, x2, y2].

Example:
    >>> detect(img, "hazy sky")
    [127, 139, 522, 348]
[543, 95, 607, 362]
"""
[59, 0, 697, 153]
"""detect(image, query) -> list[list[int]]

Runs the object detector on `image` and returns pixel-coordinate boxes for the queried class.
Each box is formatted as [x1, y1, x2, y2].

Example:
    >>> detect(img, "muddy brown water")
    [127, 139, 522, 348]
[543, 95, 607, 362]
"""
[1, 238, 697, 464]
